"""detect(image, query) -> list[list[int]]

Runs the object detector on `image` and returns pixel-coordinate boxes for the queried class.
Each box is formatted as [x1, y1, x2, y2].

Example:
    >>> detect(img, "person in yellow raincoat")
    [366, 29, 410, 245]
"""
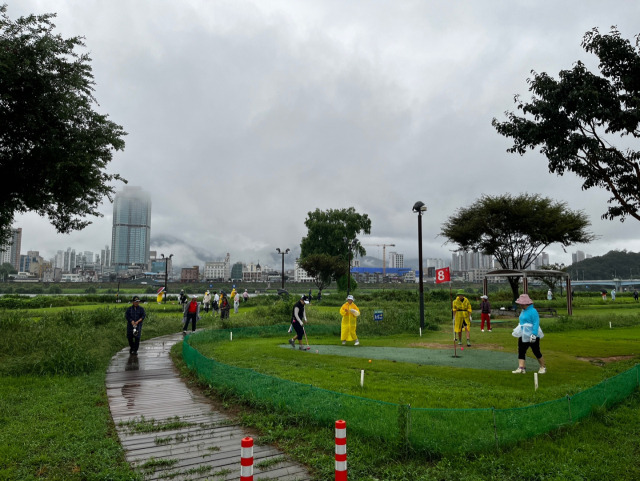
[340, 295, 360, 345]
[453, 289, 472, 347]
[230, 288, 237, 301]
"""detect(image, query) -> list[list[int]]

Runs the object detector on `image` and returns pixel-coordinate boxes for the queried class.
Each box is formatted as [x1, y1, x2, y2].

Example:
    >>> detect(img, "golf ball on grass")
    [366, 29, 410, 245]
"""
[460, 346, 464, 351]
[368, 359, 372, 363]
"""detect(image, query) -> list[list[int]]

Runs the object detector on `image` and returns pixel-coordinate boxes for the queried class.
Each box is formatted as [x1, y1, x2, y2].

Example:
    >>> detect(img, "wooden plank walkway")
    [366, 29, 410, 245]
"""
[106, 333, 312, 480]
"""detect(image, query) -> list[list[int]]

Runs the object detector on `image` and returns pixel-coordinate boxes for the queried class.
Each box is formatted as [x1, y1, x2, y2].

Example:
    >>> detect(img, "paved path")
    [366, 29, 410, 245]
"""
[106, 333, 311, 480]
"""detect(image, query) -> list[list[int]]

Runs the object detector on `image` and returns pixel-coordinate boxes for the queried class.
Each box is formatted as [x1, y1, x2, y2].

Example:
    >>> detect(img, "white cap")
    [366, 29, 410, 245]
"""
[346, 295, 354, 301]
[481, 295, 488, 299]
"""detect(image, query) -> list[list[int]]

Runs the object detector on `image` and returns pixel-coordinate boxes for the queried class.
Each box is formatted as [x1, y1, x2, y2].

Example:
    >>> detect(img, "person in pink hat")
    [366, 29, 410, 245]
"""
[511, 293, 546, 374]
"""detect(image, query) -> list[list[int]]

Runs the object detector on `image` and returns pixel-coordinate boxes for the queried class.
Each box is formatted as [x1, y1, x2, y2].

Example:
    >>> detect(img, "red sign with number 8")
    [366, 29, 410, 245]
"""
[435, 267, 450, 284]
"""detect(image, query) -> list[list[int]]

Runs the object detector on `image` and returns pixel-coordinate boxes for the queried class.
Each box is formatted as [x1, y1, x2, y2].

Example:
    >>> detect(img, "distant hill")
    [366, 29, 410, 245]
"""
[568, 250, 640, 280]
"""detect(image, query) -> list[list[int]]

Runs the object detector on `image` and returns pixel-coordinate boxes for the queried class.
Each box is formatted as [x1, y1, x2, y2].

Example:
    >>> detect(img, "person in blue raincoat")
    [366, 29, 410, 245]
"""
[511, 293, 546, 374]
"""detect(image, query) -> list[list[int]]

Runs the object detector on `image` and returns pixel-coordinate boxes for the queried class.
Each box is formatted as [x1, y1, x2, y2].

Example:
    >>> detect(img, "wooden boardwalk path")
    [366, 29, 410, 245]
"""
[106, 333, 311, 480]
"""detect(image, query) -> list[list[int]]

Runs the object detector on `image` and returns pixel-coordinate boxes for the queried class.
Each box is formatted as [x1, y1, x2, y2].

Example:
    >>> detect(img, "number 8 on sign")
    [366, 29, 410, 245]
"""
[435, 267, 450, 284]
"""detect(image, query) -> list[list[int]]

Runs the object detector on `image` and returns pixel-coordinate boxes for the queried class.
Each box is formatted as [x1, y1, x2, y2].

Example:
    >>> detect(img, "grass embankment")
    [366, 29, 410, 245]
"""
[0, 301, 187, 480]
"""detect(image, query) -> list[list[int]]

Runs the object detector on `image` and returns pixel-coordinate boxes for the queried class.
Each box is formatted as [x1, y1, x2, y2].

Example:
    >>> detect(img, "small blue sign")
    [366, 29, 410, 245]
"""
[374, 310, 383, 322]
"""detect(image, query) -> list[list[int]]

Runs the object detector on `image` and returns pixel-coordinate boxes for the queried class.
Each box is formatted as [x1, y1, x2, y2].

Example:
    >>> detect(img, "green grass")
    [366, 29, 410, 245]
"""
[0, 304, 180, 480]
[2, 293, 640, 480]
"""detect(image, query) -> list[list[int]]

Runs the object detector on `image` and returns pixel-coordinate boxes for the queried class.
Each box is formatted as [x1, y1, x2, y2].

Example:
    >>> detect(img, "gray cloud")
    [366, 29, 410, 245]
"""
[10, 1, 640, 269]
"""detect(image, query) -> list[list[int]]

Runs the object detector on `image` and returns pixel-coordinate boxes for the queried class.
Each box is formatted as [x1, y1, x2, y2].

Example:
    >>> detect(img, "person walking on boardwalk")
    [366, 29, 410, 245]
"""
[480, 295, 492, 332]
[125, 296, 146, 355]
[288, 295, 310, 350]
[340, 295, 361, 346]
[511, 293, 546, 374]
[183, 295, 200, 333]
[453, 289, 472, 346]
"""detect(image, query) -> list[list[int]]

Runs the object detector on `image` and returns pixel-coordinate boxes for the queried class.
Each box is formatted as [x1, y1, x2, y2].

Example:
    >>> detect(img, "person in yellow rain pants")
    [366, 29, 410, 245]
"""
[340, 295, 360, 346]
[453, 289, 472, 347]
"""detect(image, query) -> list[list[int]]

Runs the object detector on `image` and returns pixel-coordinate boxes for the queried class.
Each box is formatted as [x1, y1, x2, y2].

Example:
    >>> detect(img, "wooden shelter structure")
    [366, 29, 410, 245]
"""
[483, 269, 572, 315]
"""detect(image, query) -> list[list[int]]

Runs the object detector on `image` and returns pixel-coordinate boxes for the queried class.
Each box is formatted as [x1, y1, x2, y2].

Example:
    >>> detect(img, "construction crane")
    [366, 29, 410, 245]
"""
[363, 244, 396, 277]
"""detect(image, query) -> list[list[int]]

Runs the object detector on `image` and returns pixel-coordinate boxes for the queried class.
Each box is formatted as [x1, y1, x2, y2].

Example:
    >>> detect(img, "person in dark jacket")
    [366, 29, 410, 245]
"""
[125, 296, 146, 355]
[289, 295, 310, 350]
[480, 295, 492, 332]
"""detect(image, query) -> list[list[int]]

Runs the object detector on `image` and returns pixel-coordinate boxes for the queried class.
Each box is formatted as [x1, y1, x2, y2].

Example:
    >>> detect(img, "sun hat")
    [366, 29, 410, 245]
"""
[346, 295, 354, 301]
[192, 294, 197, 299]
[132, 296, 140, 302]
[456, 289, 465, 295]
[515, 293, 534, 305]
[481, 295, 488, 299]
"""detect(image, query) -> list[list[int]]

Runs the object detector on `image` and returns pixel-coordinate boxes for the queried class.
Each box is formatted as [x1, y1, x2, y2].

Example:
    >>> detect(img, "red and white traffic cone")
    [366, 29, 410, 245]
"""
[335, 420, 347, 481]
[240, 436, 254, 481]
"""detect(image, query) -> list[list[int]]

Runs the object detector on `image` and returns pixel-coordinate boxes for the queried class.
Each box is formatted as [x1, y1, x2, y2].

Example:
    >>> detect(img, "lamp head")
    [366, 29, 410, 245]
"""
[412, 201, 427, 213]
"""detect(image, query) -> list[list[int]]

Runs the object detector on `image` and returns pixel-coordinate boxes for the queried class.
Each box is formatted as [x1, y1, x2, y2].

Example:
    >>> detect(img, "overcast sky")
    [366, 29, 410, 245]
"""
[10, 1, 640, 270]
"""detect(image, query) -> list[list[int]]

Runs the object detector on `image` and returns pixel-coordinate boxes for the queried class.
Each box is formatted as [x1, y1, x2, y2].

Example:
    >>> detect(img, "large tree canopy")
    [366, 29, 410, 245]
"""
[0, 6, 127, 244]
[440, 194, 594, 299]
[492, 28, 640, 223]
[299, 207, 372, 283]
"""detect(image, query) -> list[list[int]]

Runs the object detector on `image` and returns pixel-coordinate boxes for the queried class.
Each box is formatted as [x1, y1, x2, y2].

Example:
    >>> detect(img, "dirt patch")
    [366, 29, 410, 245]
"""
[409, 342, 505, 351]
[576, 355, 636, 367]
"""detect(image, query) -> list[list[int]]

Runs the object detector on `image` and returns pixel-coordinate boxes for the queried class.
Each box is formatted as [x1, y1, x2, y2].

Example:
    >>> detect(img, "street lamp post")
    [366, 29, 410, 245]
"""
[413, 201, 427, 331]
[275, 248, 290, 290]
[161, 253, 173, 303]
[343, 237, 358, 296]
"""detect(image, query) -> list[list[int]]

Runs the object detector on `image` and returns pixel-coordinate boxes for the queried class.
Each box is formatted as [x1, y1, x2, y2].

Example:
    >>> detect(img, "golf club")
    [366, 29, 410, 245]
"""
[302, 326, 311, 350]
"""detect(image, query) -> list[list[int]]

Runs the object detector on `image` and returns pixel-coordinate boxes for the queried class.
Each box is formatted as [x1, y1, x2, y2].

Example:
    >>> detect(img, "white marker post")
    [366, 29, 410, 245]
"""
[230, 331, 233, 341]
[610, 322, 612, 329]
[419, 327, 422, 337]
[534, 372, 539, 391]
[360, 370, 364, 388]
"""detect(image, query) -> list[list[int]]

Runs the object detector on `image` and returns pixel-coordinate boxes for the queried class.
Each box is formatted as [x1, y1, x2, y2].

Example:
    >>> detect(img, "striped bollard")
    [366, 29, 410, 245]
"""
[240, 436, 254, 481]
[335, 420, 347, 480]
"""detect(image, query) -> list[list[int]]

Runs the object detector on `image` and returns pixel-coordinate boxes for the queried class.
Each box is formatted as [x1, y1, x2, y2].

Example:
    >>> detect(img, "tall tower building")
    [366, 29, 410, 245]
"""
[0, 227, 22, 271]
[111, 186, 152, 272]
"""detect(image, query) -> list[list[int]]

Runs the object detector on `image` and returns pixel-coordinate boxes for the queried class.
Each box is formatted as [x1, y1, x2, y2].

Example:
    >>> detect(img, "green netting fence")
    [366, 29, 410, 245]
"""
[182, 325, 640, 454]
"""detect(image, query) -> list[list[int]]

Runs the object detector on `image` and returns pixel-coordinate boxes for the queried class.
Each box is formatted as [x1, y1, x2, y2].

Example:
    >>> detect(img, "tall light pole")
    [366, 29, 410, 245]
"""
[343, 237, 358, 296]
[161, 253, 173, 303]
[275, 248, 290, 290]
[413, 201, 427, 330]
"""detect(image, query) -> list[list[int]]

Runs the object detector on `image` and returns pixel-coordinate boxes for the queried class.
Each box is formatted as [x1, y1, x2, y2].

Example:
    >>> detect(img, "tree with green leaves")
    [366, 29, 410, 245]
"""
[299, 207, 372, 289]
[0, 262, 16, 282]
[440, 194, 594, 300]
[534, 263, 568, 294]
[0, 6, 127, 245]
[492, 27, 640, 223]
[298, 253, 342, 292]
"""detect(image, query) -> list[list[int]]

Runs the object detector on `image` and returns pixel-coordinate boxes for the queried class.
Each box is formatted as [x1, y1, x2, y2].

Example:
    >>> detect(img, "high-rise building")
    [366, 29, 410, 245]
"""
[111, 186, 152, 272]
[571, 250, 586, 264]
[388, 252, 404, 268]
[0, 227, 22, 271]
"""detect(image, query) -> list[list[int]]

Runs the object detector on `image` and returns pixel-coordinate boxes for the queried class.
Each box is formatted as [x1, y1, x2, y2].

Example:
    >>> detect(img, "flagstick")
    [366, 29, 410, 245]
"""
[450, 281, 458, 358]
